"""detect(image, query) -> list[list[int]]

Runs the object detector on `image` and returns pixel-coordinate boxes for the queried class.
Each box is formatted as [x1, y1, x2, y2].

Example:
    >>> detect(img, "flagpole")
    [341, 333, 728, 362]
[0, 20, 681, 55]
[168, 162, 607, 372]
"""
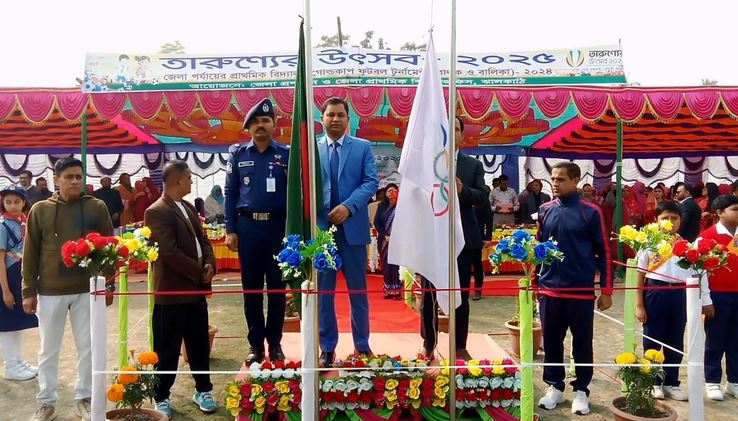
[447, 0, 458, 419]
[301, 2, 321, 420]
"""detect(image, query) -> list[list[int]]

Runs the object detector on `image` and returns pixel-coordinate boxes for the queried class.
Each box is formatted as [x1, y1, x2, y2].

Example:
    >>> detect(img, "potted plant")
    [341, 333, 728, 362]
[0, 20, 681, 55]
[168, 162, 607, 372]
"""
[611, 349, 677, 421]
[106, 350, 167, 421]
[489, 230, 563, 358]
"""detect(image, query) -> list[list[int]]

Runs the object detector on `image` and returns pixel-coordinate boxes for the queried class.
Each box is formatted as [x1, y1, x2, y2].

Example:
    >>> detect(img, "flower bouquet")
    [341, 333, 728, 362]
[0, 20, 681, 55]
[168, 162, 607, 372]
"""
[673, 237, 735, 279]
[611, 349, 676, 420]
[489, 230, 564, 279]
[447, 358, 521, 412]
[61, 232, 127, 306]
[106, 350, 163, 421]
[116, 226, 159, 264]
[224, 360, 302, 417]
[617, 220, 675, 255]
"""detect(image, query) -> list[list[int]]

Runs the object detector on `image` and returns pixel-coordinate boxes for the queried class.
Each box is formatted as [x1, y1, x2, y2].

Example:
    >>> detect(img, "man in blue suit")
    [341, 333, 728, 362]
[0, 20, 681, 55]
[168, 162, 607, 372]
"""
[317, 97, 379, 367]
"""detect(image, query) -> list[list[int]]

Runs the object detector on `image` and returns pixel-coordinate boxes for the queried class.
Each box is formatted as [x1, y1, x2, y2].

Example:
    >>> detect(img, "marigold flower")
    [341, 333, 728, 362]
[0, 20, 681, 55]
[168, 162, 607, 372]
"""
[137, 351, 159, 366]
[644, 349, 665, 364]
[106, 383, 124, 402]
[140, 226, 152, 238]
[147, 249, 159, 262]
[615, 352, 637, 365]
[117, 365, 139, 385]
[640, 359, 652, 374]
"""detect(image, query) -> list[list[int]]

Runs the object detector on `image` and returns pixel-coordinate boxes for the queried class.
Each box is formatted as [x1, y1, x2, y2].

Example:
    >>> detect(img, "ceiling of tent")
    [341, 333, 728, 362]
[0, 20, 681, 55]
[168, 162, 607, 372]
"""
[2, 86, 738, 157]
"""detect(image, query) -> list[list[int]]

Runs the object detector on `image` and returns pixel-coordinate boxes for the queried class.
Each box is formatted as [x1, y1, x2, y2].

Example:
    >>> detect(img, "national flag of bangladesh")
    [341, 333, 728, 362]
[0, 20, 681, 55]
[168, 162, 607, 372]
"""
[285, 21, 322, 303]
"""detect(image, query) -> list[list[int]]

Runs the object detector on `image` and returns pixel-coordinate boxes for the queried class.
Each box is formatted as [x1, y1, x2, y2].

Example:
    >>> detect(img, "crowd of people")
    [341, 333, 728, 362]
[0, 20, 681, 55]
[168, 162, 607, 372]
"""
[1, 100, 738, 419]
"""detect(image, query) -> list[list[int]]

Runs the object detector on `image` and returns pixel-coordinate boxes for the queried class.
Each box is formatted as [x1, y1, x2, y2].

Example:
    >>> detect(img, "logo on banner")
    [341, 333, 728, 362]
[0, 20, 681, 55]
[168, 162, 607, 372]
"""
[566, 50, 584, 68]
[430, 124, 450, 217]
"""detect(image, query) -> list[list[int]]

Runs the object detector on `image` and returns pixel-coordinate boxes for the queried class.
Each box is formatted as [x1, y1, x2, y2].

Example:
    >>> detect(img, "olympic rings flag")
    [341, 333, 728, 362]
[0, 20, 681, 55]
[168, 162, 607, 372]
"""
[388, 33, 464, 314]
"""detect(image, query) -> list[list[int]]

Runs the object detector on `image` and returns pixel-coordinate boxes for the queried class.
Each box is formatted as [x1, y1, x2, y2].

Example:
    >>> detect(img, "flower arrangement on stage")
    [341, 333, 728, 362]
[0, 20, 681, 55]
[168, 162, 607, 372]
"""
[673, 237, 736, 279]
[275, 225, 343, 284]
[617, 220, 675, 255]
[614, 349, 666, 417]
[491, 225, 537, 241]
[203, 222, 226, 241]
[106, 350, 160, 417]
[224, 355, 522, 420]
[116, 226, 159, 264]
[61, 232, 125, 279]
[489, 229, 564, 279]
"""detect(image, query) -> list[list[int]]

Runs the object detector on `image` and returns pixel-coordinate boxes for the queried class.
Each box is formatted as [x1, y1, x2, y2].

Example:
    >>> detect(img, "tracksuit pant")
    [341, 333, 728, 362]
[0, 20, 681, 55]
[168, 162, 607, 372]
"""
[643, 279, 686, 386]
[705, 291, 738, 384]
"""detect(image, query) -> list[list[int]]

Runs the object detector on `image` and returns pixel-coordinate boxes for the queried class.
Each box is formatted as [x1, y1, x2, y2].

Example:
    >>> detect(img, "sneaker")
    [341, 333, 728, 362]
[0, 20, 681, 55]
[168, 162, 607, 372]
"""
[706, 383, 724, 401]
[193, 390, 217, 413]
[154, 399, 172, 417]
[3, 361, 36, 381]
[571, 391, 591, 415]
[20, 360, 38, 375]
[663, 385, 688, 401]
[472, 291, 482, 301]
[652, 385, 665, 400]
[30, 405, 57, 421]
[74, 398, 91, 420]
[725, 382, 738, 398]
[538, 385, 565, 410]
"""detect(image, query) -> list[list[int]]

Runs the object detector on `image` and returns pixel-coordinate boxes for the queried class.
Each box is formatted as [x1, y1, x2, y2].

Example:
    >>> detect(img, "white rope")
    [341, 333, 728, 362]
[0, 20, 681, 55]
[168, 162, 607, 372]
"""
[594, 309, 687, 357]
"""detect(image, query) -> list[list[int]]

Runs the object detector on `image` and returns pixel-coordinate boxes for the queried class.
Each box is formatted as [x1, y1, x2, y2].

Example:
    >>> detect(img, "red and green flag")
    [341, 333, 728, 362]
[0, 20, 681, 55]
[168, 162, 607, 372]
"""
[285, 21, 322, 295]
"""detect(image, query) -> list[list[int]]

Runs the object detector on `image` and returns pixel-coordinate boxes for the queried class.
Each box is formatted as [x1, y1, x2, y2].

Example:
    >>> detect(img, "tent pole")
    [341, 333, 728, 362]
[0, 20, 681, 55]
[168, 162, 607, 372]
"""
[448, 0, 458, 419]
[615, 119, 624, 278]
[81, 112, 88, 189]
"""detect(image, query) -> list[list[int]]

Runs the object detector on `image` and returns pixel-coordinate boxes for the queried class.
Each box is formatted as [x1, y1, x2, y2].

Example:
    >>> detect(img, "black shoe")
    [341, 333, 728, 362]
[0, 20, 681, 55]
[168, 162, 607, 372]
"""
[269, 344, 285, 361]
[354, 348, 374, 358]
[245, 347, 265, 365]
[472, 291, 482, 301]
[456, 348, 473, 361]
[319, 352, 335, 368]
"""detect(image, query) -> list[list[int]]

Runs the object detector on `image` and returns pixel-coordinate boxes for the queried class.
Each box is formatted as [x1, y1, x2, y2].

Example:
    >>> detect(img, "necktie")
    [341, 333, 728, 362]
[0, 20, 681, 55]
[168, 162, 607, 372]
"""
[330, 142, 340, 208]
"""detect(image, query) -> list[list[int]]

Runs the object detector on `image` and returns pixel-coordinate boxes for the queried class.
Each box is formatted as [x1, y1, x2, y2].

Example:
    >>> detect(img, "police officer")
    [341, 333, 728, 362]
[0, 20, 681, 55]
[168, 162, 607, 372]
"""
[224, 98, 289, 364]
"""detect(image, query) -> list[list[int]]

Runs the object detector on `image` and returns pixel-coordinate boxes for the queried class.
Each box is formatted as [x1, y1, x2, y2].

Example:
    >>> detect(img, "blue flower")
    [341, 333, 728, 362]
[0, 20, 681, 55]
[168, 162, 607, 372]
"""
[543, 241, 558, 251]
[333, 255, 343, 269]
[534, 243, 549, 261]
[497, 238, 511, 253]
[313, 252, 328, 270]
[277, 248, 292, 263]
[283, 234, 302, 249]
[286, 250, 303, 267]
[510, 244, 528, 261]
[512, 230, 531, 243]
[489, 252, 502, 265]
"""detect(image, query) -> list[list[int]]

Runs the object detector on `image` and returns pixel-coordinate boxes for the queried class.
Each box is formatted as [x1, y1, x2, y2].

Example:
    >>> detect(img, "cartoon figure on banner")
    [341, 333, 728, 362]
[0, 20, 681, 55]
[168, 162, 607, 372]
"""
[115, 54, 130, 83]
[135, 56, 151, 84]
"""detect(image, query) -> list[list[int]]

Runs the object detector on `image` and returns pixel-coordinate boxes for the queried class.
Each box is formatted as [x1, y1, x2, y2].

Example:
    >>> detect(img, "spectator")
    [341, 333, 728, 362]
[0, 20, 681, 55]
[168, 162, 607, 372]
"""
[489, 174, 518, 226]
[520, 179, 550, 224]
[674, 183, 702, 241]
[116, 173, 136, 226]
[93, 177, 124, 228]
[204, 185, 225, 224]
[29, 178, 53, 206]
[374, 183, 401, 299]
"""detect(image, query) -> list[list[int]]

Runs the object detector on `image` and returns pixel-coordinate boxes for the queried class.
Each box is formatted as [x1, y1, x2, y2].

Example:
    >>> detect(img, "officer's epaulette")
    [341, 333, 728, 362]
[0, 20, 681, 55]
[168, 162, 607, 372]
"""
[228, 143, 241, 154]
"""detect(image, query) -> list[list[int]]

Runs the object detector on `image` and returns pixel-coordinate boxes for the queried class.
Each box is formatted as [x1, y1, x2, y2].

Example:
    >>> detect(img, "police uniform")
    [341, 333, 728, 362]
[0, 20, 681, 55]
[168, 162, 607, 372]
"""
[224, 99, 289, 361]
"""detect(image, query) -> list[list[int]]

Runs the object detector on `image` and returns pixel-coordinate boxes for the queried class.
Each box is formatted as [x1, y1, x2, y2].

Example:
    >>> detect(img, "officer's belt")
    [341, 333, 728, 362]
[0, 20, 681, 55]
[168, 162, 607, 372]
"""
[238, 209, 280, 221]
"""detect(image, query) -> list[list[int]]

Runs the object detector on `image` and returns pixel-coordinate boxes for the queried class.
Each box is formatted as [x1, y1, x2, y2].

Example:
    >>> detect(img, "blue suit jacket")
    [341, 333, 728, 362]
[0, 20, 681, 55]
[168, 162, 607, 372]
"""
[318, 134, 379, 246]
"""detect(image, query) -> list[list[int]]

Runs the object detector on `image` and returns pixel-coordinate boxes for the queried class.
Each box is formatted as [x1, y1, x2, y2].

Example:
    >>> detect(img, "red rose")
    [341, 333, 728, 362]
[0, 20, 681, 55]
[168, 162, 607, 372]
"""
[698, 238, 717, 254]
[86, 232, 101, 241]
[75, 239, 92, 257]
[295, 361, 302, 369]
[262, 361, 273, 370]
[108, 236, 119, 244]
[267, 394, 278, 405]
[119, 245, 129, 259]
[455, 389, 465, 401]
[703, 256, 720, 270]
[491, 389, 503, 401]
[92, 236, 109, 249]
[61, 240, 76, 258]
[354, 359, 366, 368]
[685, 248, 701, 263]
[262, 382, 274, 392]
[289, 379, 300, 391]
[361, 391, 373, 404]
[240, 384, 251, 395]
[286, 361, 296, 369]
[63, 256, 74, 268]
[241, 399, 253, 409]
[502, 388, 514, 400]
[273, 360, 285, 369]
[347, 390, 359, 403]
[466, 390, 477, 401]
[672, 240, 689, 257]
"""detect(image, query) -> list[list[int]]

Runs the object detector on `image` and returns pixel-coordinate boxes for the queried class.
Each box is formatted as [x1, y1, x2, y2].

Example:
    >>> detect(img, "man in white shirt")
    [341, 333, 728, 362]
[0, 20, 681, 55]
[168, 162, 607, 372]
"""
[489, 174, 519, 226]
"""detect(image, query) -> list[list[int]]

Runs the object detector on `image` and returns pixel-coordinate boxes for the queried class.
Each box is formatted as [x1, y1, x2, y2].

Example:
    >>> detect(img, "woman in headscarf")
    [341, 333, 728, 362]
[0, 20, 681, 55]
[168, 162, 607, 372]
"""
[373, 183, 401, 299]
[143, 177, 161, 204]
[117, 173, 136, 226]
[204, 185, 225, 223]
[622, 185, 643, 227]
[132, 180, 150, 222]
[644, 185, 666, 224]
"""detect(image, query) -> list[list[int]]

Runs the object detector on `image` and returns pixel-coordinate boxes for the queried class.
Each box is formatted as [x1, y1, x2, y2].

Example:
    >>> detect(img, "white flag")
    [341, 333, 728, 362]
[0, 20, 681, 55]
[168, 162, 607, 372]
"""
[388, 34, 464, 314]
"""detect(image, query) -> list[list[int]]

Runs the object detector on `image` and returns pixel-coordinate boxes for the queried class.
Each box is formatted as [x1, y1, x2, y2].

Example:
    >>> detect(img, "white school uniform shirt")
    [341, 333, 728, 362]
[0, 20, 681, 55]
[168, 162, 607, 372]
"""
[636, 249, 712, 306]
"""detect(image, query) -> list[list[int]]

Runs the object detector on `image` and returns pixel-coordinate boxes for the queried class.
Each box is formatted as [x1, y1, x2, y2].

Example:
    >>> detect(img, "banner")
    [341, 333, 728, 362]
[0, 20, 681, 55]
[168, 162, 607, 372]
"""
[83, 45, 625, 92]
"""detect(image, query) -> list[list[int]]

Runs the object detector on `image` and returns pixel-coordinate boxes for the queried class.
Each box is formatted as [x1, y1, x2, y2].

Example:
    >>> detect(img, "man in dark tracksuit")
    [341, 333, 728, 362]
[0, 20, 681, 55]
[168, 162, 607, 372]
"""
[472, 185, 493, 300]
[535, 162, 613, 416]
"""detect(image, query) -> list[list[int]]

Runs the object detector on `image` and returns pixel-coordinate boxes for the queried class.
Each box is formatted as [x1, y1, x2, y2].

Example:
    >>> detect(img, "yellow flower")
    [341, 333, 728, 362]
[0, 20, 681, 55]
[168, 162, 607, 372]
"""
[435, 376, 448, 388]
[254, 396, 266, 408]
[434, 387, 447, 399]
[432, 398, 446, 407]
[146, 248, 159, 262]
[127, 238, 142, 252]
[276, 381, 290, 394]
[615, 352, 637, 365]
[106, 383, 124, 402]
[644, 349, 665, 364]
[385, 378, 399, 390]
[386, 399, 397, 410]
[620, 225, 638, 241]
[227, 384, 241, 397]
[230, 407, 241, 417]
[226, 397, 239, 409]
[408, 387, 420, 400]
[117, 365, 139, 385]
[385, 390, 398, 402]
[635, 231, 648, 243]
[440, 358, 450, 376]
[659, 220, 673, 232]
[657, 242, 673, 259]
[469, 366, 482, 376]
[644, 223, 658, 234]
[137, 351, 159, 366]
[251, 384, 263, 395]
[409, 378, 423, 389]
[411, 399, 421, 409]
[140, 226, 152, 238]
[492, 366, 506, 375]
[640, 359, 652, 374]
[278, 394, 290, 408]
